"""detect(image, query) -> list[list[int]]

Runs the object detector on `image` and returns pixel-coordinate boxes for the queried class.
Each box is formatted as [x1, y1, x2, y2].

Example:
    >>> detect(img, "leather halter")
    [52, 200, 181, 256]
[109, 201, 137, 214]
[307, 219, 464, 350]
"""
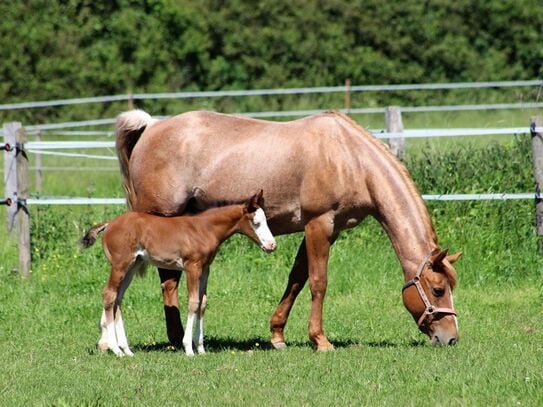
[402, 251, 457, 328]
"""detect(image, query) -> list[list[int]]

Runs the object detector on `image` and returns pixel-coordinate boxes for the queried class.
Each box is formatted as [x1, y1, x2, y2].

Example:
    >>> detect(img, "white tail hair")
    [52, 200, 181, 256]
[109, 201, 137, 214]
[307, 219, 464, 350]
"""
[115, 109, 157, 209]
[116, 109, 157, 132]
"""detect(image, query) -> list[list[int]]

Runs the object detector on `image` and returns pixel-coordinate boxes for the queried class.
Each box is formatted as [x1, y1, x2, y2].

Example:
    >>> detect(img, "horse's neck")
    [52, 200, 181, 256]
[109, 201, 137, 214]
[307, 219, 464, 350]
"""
[373, 184, 438, 279]
[363, 153, 438, 280]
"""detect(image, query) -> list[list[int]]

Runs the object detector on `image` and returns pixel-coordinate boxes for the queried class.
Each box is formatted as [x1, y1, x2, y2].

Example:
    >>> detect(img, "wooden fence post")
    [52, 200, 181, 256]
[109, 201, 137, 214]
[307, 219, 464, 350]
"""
[530, 116, 543, 252]
[385, 106, 405, 160]
[2, 122, 31, 277]
[128, 91, 134, 110]
[344, 79, 351, 113]
[3, 122, 19, 231]
[17, 126, 31, 276]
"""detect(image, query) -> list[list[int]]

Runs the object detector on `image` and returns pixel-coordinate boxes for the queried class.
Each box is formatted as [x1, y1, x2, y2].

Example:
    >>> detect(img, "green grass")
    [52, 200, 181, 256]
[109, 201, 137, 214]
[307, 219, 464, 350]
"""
[1, 218, 542, 406]
[1, 112, 543, 405]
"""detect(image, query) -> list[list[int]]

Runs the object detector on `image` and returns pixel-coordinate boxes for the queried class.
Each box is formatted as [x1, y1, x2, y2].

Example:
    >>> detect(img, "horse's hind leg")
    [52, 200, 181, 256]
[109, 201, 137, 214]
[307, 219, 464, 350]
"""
[158, 268, 185, 347]
[269, 238, 309, 349]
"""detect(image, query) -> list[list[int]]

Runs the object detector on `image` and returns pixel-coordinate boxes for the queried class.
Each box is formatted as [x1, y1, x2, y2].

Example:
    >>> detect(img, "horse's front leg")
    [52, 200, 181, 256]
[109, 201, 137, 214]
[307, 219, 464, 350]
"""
[158, 268, 185, 347]
[304, 212, 336, 351]
[269, 238, 309, 349]
[182, 262, 202, 356]
[194, 264, 209, 354]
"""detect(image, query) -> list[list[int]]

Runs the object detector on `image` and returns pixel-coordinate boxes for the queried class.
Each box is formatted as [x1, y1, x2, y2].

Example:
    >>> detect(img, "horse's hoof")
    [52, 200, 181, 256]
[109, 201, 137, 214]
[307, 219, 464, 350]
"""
[316, 344, 335, 352]
[271, 341, 287, 350]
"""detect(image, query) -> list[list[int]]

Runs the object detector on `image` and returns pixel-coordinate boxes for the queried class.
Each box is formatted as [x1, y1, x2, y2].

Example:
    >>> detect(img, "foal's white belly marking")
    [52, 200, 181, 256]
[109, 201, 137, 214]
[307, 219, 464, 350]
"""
[134, 249, 185, 270]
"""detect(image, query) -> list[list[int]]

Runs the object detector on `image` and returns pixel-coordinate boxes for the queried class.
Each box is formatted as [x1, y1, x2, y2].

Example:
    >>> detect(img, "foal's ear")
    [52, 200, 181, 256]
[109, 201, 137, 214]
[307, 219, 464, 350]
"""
[246, 191, 261, 213]
[255, 189, 264, 205]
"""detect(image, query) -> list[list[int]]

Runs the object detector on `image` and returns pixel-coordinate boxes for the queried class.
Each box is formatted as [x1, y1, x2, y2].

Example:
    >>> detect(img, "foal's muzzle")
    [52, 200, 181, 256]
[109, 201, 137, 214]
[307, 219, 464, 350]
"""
[261, 240, 277, 253]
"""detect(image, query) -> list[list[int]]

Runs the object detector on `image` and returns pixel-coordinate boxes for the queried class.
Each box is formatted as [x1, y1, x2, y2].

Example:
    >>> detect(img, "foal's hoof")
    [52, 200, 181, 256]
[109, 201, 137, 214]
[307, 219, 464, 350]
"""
[97, 341, 109, 353]
[271, 341, 287, 350]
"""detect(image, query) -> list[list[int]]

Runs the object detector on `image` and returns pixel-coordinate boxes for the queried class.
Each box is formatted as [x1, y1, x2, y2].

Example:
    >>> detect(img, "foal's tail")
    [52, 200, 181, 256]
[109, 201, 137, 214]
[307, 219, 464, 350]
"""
[80, 223, 109, 249]
[115, 109, 157, 209]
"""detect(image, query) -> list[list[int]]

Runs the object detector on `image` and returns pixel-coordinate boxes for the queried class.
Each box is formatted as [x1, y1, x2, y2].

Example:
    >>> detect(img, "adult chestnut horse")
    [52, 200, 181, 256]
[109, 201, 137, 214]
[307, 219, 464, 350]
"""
[116, 109, 461, 350]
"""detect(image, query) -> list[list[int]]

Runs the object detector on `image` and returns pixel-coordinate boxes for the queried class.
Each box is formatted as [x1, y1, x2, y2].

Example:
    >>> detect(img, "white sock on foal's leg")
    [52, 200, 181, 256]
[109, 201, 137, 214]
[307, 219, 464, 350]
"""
[195, 315, 205, 354]
[100, 307, 123, 356]
[183, 312, 196, 356]
[97, 309, 109, 352]
[115, 308, 134, 356]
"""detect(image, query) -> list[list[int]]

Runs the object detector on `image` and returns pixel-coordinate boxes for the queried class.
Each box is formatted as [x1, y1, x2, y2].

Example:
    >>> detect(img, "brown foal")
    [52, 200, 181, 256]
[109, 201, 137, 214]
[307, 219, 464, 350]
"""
[81, 191, 276, 356]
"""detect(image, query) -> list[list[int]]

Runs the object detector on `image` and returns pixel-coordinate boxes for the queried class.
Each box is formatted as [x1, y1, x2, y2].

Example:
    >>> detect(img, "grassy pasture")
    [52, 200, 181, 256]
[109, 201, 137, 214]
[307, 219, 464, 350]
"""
[1, 111, 543, 405]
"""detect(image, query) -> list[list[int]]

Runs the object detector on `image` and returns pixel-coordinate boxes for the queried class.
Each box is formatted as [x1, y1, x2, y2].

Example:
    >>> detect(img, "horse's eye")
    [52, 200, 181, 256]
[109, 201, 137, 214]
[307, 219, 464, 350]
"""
[432, 287, 445, 297]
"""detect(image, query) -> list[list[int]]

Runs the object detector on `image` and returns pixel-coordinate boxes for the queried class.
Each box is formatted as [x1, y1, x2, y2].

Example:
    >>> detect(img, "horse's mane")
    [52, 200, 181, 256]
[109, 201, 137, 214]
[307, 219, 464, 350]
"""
[328, 110, 438, 244]
[185, 196, 250, 215]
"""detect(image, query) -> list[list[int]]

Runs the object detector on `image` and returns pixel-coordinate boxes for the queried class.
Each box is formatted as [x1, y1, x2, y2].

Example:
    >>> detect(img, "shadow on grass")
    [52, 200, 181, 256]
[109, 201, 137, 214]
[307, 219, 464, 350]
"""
[130, 336, 427, 353]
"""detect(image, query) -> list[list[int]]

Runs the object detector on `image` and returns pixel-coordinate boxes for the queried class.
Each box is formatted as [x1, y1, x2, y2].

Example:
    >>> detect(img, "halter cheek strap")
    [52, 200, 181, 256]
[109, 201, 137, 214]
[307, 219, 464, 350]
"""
[402, 251, 457, 328]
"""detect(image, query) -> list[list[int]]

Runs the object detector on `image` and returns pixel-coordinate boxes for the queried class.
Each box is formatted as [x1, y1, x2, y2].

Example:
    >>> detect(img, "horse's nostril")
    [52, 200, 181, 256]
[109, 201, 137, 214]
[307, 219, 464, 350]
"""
[448, 337, 457, 346]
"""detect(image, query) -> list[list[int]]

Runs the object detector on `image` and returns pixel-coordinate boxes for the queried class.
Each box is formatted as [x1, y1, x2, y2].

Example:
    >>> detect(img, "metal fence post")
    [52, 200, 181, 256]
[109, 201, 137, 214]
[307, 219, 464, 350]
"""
[530, 116, 543, 252]
[385, 106, 405, 160]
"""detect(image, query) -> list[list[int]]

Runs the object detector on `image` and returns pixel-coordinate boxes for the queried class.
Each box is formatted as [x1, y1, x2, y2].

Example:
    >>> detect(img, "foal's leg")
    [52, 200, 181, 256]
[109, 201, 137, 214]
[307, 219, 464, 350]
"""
[269, 238, 309, 349]
[113, 262, 141, 356]
[99, 265, 130, 356]
[194, 265, 209, 354]
[158, 268, 184, 347]
[304, 213, 336, 351]
[182, 263, 202, 356]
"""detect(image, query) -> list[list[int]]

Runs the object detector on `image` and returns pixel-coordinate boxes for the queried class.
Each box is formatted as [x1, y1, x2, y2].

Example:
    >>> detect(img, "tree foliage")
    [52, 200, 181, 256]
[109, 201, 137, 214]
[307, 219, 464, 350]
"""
[1, 0, 541, 105]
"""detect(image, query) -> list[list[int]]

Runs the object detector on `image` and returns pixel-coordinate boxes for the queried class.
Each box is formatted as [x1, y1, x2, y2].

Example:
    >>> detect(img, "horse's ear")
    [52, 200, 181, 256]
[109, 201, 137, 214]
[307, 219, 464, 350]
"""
[446, 252, 462, 264]
[429, 248, 448, 265]
[256, 189, 264, 205]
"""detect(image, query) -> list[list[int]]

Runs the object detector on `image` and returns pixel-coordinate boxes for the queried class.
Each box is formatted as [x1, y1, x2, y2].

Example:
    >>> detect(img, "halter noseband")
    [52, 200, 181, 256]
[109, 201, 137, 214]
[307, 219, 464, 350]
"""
[402, 251, 457, 328]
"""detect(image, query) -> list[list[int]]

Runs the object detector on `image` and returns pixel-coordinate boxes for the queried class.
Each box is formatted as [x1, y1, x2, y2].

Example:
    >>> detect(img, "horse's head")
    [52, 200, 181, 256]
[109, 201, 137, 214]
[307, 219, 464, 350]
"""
[239, 190, 277, 253]
[402, 249, 462, 346]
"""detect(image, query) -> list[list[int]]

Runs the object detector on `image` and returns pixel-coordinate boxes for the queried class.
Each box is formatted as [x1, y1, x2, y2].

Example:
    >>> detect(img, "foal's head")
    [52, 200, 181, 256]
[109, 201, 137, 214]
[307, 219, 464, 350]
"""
[238, 190, 276, 253]
[402, 249, 462, 346]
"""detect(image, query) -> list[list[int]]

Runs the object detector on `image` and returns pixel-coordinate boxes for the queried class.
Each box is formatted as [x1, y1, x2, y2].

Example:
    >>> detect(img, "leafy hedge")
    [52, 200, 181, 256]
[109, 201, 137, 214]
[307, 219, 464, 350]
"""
[1, 0, 542, 123]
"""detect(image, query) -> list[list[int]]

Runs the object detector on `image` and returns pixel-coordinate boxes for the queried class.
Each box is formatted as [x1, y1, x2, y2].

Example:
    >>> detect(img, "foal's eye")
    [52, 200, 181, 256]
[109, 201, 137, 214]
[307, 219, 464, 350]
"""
[253, 222, 261, 228]
[432, 287, 445, 297]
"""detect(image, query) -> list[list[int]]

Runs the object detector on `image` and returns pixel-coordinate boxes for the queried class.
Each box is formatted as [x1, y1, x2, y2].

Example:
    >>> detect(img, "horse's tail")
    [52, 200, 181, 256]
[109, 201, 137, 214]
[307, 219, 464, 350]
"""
[80, 222, 109, 249]
[115, 109, 157, 209]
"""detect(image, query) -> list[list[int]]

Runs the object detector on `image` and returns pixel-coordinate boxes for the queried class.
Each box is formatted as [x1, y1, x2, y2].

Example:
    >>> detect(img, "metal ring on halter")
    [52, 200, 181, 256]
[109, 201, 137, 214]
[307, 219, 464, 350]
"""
[402, 250, 457, 328]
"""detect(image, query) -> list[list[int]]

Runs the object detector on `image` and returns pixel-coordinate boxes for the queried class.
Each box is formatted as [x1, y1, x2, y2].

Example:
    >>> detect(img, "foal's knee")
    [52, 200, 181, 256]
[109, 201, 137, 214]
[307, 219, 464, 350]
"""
[188, 300, 200, 314]
[200, 295, 208, 315]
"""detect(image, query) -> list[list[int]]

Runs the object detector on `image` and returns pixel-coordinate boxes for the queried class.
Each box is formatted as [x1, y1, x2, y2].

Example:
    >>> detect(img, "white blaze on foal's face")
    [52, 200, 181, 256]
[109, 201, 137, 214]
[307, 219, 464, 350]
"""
[251, 208, 276, 252]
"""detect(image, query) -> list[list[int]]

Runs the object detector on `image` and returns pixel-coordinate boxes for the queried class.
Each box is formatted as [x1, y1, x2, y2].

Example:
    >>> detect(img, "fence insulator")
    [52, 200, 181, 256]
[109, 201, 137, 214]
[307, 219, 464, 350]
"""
[1, 143, 12, 151]
[0, 198, 12, 206]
